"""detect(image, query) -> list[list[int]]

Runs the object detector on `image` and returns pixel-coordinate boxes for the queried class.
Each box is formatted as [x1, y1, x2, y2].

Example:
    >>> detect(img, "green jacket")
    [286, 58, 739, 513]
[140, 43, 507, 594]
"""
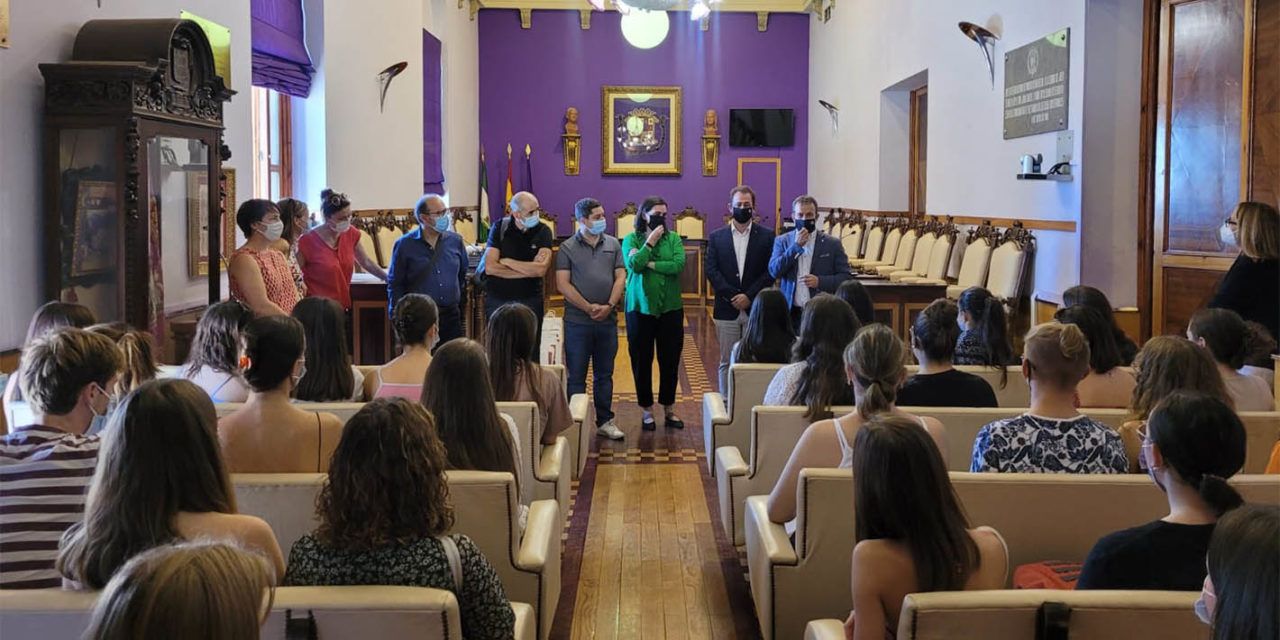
[622, 229, 686, 316]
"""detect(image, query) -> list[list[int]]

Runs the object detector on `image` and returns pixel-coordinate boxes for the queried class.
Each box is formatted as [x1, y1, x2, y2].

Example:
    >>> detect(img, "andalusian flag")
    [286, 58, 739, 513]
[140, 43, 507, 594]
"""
[477, 149, 490, 241]
[504, 143, 514, 214]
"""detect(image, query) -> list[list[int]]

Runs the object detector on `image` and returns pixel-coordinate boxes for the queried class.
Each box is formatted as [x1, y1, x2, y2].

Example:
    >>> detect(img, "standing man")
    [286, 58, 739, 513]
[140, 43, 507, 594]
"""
[768, 195, 852, 329]
[705, 185, 775, 392]
[386, 194, 470, 346]
[483, 191, 554, 350]
[556, 198, 627, 440]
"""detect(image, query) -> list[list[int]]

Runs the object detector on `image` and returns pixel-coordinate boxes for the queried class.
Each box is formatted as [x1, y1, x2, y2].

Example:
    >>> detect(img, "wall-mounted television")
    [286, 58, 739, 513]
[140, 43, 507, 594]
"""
[729, 109, 796, 147]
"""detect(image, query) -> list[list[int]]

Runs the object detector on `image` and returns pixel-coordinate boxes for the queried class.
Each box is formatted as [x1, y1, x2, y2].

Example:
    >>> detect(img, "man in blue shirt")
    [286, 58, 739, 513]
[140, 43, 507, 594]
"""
[768, 195, 852, 329]
[386, 194, 470, 346]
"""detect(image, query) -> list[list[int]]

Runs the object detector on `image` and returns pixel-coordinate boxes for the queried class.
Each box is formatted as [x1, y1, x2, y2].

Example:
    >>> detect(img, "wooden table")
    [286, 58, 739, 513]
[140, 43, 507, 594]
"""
[857, 278, 948, 342]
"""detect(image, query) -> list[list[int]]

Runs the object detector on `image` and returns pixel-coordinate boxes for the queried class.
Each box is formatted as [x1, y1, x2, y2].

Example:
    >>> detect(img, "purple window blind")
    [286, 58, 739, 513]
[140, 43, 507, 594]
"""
[251, 0, 314, 98]
[423, 30, 445, 193]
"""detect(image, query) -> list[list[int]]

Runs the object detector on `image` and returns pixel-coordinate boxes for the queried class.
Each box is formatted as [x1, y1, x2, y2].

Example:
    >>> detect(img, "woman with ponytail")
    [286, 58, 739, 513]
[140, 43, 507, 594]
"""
[954, 287, 1017, 387]
[1078, 392, 1246, 590]
[87, 323, 158, 396]
[763, 294, 860, 421]
[364, 293, 439, 400]
[766, 324, 946, 526]
[1187, 308, 1274, 411]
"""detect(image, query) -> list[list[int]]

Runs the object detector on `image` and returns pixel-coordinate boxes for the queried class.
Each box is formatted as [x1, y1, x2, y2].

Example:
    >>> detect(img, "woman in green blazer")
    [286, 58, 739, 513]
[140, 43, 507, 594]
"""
[622, 196, 687, 431]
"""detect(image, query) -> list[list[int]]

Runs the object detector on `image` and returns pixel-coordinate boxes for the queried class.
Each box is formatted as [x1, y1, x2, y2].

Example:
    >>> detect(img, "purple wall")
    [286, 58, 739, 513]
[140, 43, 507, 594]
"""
[478, 10, 809, 236]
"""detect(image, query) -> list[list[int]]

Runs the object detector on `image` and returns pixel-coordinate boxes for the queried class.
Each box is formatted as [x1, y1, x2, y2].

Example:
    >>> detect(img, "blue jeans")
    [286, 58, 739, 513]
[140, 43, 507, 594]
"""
[564, 320, 617, 427]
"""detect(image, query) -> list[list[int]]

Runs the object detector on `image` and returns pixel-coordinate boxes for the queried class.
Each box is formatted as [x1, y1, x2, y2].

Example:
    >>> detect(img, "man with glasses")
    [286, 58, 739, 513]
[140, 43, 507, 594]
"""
[387, 194, 470, 346]
[768, 195, 852, 329]
[483, 191, 555, 354]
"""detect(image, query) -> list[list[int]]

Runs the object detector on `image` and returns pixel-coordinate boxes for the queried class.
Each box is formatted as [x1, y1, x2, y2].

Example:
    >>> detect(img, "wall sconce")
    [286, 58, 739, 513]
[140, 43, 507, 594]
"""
[702, 108, 720, 177]
[562, 106, 581, 176]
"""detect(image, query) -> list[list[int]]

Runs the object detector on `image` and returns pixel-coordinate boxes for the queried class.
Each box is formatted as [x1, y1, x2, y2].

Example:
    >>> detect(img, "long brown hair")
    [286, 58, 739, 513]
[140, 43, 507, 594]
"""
[790, 295, 860, 421]
[1129, 335, 1232, 420]
[11, 301, 96, 402]
[1233, 201, 1279, 260]
[485, 303, 544, 407]
[58, 379, 236, 589]
[851, 415, 980, 592]
[421, 340, 520, 487]
[1207, 505, 1280, 640]
[316, 398, 454, 550]
[292, 297, 355, 401]
[84, 540, 274, 640]
[88, 322, 159, 395]
[846, 323, 907, 420]
[185, 301, 251, 377]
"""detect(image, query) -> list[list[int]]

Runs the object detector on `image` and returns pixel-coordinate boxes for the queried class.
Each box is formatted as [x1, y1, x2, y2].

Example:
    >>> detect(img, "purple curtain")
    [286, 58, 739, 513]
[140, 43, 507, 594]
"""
[251, 0, 314, 98]
[423, 30, 445, 194]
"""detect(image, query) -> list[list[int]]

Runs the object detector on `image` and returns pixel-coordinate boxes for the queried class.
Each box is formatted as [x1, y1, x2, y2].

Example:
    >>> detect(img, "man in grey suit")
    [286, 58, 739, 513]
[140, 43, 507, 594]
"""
[768, 195, 853, 328]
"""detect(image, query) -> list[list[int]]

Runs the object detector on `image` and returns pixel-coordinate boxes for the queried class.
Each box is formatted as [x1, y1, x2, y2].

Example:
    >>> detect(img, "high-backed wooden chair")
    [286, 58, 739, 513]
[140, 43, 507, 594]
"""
[870, 225, 925, 276]
[940, 223, 1001, 298]
[849, 221, 895, 268]
[840, 219, 866, 260]
[450, 206, 478, 244]
[352, 209, 416, 269]
[701, 363, 786, 476]
[898, 221, 958, 283]
[614, 202, 637, 237]
[985, 224, 1036, 307]
[675, 205, 705, 240]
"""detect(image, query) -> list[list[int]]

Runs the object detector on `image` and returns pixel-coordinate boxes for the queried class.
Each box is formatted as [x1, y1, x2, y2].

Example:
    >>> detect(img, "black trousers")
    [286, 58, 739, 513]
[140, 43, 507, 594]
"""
[625, 308, 684, 408]
[435, 304, 464, 351]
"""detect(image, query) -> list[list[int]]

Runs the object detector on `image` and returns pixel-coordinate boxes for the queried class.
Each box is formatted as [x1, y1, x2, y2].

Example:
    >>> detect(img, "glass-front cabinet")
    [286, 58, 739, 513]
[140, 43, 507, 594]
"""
[40, 19, 233, 341]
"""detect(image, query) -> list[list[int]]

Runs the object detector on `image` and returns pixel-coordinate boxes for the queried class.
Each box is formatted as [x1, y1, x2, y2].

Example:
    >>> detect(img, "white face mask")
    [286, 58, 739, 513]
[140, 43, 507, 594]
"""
[1219, 223, 1237, 248]
[330, 219, 353, 234]
[260, 220, 285, 242]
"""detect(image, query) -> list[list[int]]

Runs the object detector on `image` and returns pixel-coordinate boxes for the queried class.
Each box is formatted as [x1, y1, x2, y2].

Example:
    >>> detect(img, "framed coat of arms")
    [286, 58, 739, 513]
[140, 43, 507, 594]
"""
[601, 85, 681, 176]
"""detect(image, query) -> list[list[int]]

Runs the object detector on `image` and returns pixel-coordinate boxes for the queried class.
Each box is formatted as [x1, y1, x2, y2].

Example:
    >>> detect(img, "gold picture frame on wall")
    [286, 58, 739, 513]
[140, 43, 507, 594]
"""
[186, 167, 237, 277]
[601, 85, 682, 176]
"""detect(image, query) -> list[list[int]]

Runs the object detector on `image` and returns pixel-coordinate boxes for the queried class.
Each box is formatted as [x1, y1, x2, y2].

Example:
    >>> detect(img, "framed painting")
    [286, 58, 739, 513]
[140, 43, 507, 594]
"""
[70, 180, 118, 277]
[186, 167, 236, 277]
[220, 167, 237, 262]
[601, 85, 681, 176]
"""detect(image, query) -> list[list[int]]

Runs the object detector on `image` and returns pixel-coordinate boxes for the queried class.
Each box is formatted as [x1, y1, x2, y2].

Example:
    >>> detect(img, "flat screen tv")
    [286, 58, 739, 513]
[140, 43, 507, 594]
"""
[729, 109, 795, 147]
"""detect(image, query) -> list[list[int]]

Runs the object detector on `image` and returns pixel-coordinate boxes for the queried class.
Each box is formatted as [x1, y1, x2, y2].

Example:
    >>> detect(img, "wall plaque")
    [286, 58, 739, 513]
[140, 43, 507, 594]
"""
[1, 0, 10, 48]
[1003, 28, 1070, 139]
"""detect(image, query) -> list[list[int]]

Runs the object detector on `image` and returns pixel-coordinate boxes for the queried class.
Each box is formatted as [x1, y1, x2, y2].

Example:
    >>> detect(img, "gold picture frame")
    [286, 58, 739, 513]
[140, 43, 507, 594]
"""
[0, 0, 10, 49]
[186, 167, 236, 277]
[221, 168, 237, 263]
[601, 85, 681, 176]
[70, 180, 118, 278]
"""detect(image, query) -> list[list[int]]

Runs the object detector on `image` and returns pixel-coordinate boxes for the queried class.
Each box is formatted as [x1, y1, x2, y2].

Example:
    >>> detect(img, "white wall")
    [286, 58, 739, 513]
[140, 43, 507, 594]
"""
[423, 0, 479, 207]
[0, 0, 252, 350]
[292, 0, 328, 211]
[807, 0, 1115, 300]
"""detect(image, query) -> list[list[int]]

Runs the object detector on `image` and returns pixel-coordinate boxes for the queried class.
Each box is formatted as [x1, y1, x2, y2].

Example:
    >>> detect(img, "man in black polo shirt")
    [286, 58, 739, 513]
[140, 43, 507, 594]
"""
[483, 191, 554, 351]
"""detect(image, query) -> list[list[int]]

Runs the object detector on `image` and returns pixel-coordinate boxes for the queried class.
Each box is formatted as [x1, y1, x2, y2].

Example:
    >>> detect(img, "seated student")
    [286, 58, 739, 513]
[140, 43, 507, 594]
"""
[182, 301, 253, 403]
[421, 339, 525, 514]
[1078, 392, 1246, 591]
[1188, 308, 1275, 411]
[970, 322, 1128, 474]
[59, 379, 286, 589]
[1196, 504, 1280, 640]
[87, 322, 159, 396]
[365, 293, 439, 401]
[216, 316, 343, 473]
[486, 303, 571, 446]
[763, 294, 860, 422]
[730, 288, 796, 367]
[835, 279, 876, 327]
[284, 398, 516, 639]
[1063, 285, 1140, 365]
[292, 297, 365, 402]
[1053, 305, 1137, 408]
[953, 287, 1017, 394]
[2, 300, 95, 406]
[0, 329, 119, 588]
[1121, 336, 1233, 471]
[767, 324, 946, 525]
[841, 415, 1008, 640]
[1239, 320, 1276, 388]
[897, 299, 998, 408]
[84, 540, 275, 640]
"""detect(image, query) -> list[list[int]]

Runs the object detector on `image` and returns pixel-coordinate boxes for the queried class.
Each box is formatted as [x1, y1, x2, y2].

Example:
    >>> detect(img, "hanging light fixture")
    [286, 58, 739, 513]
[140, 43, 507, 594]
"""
[620, 8, 670, 49]
[689, 0, 710, 21]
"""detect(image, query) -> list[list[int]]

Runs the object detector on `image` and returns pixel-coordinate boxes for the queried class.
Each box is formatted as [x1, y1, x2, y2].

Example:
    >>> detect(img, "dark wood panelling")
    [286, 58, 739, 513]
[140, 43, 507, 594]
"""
[1249, 0, 1279, 203]
[1160, 267, 1226, 335]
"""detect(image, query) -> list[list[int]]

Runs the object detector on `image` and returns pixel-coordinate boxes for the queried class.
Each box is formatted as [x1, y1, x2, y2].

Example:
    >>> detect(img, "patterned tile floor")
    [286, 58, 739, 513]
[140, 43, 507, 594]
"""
[550, 307, 761, 640]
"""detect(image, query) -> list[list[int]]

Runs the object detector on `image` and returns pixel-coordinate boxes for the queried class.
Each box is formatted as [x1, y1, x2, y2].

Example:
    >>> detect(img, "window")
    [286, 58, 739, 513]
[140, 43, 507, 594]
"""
[251, 86, 292, 200]
[909, 86, 928, 216]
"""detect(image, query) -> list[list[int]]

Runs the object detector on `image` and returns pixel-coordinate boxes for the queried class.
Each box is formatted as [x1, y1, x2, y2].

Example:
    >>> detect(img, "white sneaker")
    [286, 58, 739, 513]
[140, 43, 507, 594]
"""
[596, 420, 625, 440]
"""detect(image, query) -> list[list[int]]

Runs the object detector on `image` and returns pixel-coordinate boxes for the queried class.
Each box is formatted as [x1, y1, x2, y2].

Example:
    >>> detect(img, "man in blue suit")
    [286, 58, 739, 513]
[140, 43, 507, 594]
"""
[769, 195, 852, 329]
[705, 185, 776, 392]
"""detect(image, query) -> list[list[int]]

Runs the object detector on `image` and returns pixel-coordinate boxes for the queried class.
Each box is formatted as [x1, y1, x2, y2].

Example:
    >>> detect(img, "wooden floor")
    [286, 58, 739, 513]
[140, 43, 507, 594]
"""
[551, 309, 760, 640]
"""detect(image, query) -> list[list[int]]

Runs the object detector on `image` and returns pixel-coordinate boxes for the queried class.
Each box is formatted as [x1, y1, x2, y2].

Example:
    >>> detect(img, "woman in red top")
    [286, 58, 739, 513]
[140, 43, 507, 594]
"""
[228, 199, 302, 316]
[295, 189, 386, 310]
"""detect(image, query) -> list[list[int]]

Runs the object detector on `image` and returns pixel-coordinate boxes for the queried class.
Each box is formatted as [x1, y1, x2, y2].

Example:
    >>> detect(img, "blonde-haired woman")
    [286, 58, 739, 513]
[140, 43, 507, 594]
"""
[84, 540, 274, 640]
[1211, 201, 1278, 341]
[970, 322, 1128, 474]
[766, 323, 946, 526]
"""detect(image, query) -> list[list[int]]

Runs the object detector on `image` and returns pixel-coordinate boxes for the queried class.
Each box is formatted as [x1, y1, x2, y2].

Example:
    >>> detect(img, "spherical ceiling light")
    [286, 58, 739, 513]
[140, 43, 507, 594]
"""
[620, 9, 670, 50]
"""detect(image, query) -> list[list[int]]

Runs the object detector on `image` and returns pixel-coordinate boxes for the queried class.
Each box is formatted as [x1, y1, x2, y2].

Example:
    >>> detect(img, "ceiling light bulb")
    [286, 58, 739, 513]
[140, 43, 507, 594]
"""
[689, 2, 709, 21]
[620, 10, 670, 49]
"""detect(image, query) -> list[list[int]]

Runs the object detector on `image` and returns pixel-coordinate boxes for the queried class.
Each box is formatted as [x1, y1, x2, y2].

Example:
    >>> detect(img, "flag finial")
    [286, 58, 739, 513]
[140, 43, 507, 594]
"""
[525, 144, 532, 157]
[506, 143, 512, 157]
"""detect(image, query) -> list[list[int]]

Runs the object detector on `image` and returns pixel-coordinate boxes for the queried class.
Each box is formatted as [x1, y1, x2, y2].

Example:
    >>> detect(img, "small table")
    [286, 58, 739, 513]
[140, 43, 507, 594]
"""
[856, 277, 948, 342]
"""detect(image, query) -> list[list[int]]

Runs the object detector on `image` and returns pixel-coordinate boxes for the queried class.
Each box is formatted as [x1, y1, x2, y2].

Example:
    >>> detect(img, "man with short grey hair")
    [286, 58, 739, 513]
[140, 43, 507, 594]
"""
[482, 191, 554, 348]
[556, 197, 627, 439]
[387, 193, 470, 344]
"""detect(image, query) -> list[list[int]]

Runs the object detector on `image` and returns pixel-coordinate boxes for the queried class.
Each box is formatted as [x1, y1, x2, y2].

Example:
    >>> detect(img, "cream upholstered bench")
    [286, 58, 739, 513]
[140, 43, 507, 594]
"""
[805, 590, 1208, 640]
[234, 470, 559, 640]
[701, 363, 784, 477]
[0, 586, 536, 640]
[745, 469, 1280, 640]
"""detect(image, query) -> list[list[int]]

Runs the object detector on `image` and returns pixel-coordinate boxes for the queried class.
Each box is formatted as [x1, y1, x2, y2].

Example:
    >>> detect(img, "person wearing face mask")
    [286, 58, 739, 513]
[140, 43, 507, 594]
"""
[768, 195, 852, 329]
[216, 316, 343, 473]
[1196, 503, 1280, 640]
[623, 196, 687, 431]
[705, 185, 776, 394]
[556, 198, 627, 439]
[0, 328, 121, 588]
[296, 188, 388, 313]
[387, 194, 470, 345]
[1077, 392, 1245, 591]
[481, 191, 555, 353]
[229, 199, 304, 316]
[1209, 201, 1278, 342]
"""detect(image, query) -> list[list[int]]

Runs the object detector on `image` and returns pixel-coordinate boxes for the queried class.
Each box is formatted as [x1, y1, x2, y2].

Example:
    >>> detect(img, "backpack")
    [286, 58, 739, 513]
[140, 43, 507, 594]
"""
[472, 217, 511, 293]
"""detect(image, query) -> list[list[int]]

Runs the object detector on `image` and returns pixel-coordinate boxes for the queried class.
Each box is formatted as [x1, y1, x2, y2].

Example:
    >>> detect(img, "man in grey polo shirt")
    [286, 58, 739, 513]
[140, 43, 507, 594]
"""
[556, 197, 628, 440]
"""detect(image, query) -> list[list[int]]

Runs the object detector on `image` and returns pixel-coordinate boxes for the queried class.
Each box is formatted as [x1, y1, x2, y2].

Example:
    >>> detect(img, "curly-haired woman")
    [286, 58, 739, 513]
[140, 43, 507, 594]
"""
[283, 398, 515, 639]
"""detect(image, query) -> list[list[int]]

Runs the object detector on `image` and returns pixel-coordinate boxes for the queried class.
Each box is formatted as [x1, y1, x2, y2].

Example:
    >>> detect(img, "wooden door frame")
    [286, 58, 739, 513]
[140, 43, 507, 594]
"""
[736, 157, 783, 233]
[908, 86, 928, 217]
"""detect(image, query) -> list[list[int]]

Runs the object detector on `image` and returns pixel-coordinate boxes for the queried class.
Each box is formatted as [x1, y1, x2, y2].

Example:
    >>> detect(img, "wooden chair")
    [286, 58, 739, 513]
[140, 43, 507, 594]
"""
[352, 209, 416, 269]
[614, 202, 637, 237]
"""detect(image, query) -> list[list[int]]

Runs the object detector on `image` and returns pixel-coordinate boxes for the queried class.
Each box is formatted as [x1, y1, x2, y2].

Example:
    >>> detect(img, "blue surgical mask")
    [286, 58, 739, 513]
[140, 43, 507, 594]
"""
[521, 213, 541, 230]
[584, 219, 606, 236]
[87, 385, 118, 436]
[433, 214, 452, 233]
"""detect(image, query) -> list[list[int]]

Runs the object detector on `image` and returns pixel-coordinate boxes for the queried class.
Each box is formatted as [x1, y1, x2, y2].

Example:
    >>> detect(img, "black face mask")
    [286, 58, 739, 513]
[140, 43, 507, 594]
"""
[731, 206, 754, 223]
[648, 214, 667, 231]
[797, 218, 816, 233]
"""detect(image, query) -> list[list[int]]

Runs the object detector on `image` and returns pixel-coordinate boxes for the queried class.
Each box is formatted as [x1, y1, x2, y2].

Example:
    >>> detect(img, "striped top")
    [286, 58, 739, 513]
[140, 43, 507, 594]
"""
[0, 425, 100, 588]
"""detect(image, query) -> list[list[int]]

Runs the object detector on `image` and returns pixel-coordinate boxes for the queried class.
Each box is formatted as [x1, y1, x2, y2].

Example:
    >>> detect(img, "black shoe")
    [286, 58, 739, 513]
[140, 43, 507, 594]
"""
[665, 415, 684, 429]
[641, 415, 657, 431]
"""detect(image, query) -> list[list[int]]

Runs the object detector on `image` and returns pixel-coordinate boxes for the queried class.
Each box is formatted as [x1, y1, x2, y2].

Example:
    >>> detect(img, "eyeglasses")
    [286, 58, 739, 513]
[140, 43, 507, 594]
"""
[1137, 423, 1152, 471]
